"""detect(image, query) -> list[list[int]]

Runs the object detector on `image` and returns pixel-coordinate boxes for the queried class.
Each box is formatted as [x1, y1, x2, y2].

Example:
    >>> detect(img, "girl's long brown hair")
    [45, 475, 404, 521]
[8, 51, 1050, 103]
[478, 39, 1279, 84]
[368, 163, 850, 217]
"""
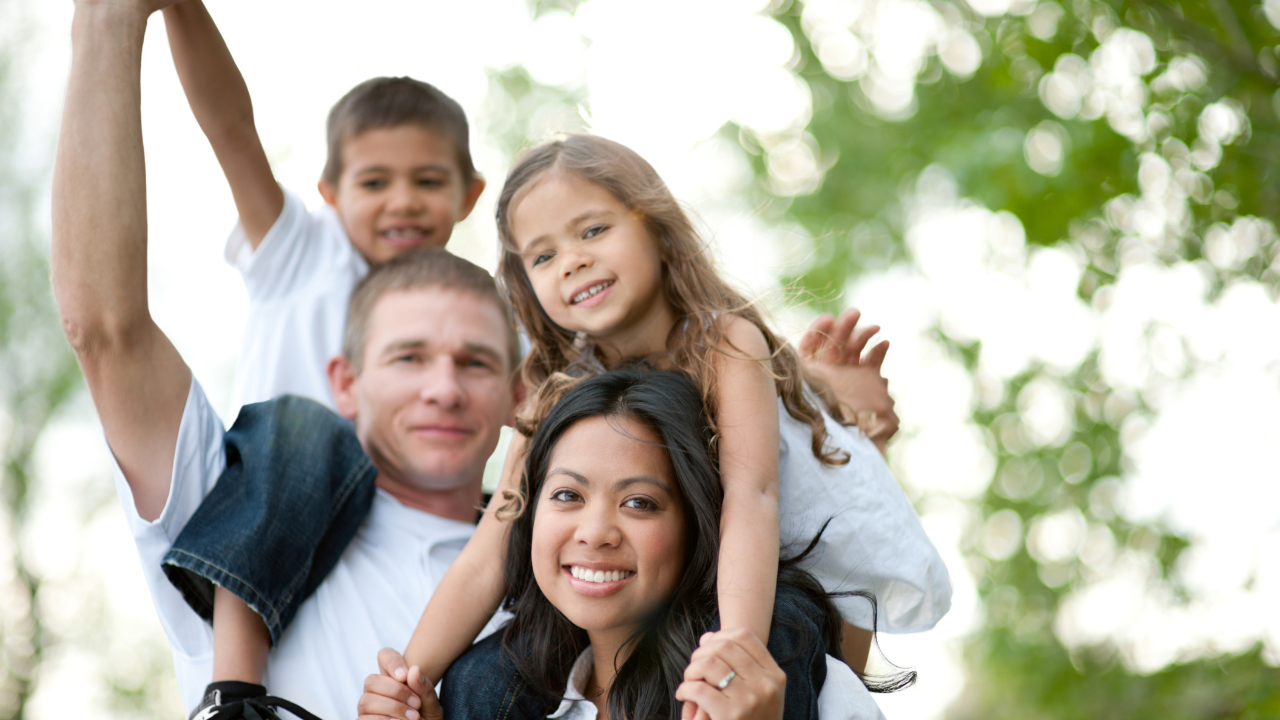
[495, 134, 848, 466]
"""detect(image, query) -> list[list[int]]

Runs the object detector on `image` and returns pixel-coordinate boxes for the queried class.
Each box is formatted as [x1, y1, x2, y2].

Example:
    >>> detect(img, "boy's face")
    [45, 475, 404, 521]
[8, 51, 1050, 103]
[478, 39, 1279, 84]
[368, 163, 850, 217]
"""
[319, 124, 485, 264]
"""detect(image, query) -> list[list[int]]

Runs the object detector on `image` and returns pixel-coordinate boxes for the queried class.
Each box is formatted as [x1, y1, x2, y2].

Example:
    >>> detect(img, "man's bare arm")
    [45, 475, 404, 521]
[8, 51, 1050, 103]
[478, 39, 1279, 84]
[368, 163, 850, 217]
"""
[162, 0, 282, 247]
[52, 0, 192, 521]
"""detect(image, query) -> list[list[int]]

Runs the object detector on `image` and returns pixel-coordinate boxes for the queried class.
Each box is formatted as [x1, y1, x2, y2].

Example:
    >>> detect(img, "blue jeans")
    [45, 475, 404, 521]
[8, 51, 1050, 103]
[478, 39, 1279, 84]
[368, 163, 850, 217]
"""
[440, 584, 832, 720]
[162, 396, 376, 644]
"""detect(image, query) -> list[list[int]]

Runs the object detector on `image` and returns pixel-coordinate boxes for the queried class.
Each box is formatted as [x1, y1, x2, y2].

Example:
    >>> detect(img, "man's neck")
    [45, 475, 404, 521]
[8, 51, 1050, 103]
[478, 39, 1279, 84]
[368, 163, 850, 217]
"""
[373, 473, 483, 523]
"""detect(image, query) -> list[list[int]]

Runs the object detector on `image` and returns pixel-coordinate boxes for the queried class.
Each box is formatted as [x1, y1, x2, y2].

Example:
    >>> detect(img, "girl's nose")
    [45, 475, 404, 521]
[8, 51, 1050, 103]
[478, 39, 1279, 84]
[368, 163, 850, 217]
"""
[559, 247, 592, 278]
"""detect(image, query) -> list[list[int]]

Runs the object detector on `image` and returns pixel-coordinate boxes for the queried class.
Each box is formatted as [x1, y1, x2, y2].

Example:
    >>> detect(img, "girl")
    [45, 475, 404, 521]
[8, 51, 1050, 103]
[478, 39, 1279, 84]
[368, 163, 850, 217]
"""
[360, 369, 898, 720]
[395, 135, 950, 696]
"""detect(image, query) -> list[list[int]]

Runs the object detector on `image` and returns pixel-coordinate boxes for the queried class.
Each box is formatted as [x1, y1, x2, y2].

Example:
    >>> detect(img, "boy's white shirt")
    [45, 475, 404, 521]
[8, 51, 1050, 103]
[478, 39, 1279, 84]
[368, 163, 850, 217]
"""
[547, 648, 886, 720]
[226, 189, 367, 412]
[113, 377, 505, 717]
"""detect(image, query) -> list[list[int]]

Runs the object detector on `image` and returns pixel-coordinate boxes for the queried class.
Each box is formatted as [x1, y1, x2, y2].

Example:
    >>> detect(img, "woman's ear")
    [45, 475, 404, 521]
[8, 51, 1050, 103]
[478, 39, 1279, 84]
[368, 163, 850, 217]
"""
[328, 355, 360, 420]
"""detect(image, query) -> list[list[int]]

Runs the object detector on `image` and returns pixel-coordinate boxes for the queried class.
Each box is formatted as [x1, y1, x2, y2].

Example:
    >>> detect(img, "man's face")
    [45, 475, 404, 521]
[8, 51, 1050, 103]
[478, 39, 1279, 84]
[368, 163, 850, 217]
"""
[319, 124, 485, 265]
[337, 288, 516, 492]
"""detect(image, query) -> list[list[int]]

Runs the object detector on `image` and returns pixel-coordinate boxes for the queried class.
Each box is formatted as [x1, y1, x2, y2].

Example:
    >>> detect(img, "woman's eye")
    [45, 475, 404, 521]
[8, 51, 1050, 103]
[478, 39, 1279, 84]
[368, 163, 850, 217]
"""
[623, 497, 657, 511]
[583, 224, 608, 240]
[550, 489, 582, 503]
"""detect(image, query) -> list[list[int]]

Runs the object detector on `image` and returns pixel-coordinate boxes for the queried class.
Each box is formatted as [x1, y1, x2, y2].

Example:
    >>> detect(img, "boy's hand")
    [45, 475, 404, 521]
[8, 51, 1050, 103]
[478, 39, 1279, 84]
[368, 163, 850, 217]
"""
[356, 648, 442, 720]
[799, 308, 899, 454]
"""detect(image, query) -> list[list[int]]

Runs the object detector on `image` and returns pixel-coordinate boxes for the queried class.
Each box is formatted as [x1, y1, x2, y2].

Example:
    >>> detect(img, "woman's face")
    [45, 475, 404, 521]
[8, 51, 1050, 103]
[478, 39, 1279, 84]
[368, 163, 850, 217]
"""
[531, 414, 686, 640]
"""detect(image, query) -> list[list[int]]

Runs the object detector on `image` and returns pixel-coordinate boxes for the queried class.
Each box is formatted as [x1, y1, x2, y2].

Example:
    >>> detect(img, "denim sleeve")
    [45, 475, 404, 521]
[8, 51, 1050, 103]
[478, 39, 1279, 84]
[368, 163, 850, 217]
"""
[161, 395, 377, 644]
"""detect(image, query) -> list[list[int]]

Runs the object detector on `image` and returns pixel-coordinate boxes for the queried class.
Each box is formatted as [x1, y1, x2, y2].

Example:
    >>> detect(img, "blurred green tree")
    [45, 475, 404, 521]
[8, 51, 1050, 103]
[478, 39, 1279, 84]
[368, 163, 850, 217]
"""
[737, 0, 1280, 717]
[0, 8, 82, 720]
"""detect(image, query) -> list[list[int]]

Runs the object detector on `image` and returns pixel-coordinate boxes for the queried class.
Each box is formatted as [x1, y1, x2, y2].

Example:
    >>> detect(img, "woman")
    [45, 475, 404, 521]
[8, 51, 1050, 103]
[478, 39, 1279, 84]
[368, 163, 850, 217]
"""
[359, 369, 893, 720]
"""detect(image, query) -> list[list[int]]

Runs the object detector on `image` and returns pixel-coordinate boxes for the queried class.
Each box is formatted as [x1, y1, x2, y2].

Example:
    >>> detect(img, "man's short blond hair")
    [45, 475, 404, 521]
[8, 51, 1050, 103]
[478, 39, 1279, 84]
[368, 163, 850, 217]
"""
[343, 248, 521, 375]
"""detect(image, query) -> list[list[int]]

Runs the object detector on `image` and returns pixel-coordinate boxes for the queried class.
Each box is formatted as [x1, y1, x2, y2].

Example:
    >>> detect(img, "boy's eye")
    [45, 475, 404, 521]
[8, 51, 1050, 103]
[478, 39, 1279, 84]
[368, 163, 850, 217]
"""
[360, 178, 387, 190]
[417, 178, 445, 188]
[583, 224, 608, 240]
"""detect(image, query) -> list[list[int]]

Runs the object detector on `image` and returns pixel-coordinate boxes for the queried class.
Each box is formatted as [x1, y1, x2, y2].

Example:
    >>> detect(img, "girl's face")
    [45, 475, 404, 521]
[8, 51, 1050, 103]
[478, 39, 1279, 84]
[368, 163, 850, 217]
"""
[531, 415, 686, 641]
[509, 171, 676, 357]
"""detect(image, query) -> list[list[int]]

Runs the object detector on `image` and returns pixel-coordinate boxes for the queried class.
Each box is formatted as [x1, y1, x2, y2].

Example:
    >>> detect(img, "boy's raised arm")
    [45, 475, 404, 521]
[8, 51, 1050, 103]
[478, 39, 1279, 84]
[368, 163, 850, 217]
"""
[52, 0, 192, 522]
[162, 0, 283, 246]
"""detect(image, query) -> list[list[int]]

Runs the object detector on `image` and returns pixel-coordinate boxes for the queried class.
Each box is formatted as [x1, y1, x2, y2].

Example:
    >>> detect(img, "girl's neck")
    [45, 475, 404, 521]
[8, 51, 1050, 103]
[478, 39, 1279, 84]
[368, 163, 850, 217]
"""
[594, 299, 678, 367]
[585, 627, 635, 718]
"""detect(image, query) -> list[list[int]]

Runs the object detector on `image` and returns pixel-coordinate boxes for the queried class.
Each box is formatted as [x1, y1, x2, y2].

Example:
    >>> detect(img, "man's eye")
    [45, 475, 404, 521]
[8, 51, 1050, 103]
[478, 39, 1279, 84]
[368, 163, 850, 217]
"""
[583, 224, 608, 240]
[393, 353, 420, 363]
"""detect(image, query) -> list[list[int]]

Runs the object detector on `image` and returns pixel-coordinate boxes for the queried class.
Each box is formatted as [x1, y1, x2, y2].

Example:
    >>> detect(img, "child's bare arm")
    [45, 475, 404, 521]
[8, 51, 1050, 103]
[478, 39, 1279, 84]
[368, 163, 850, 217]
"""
[712, 317, 781, 643]
[401, 432, 529, 686]
[161, 1, 282, 246]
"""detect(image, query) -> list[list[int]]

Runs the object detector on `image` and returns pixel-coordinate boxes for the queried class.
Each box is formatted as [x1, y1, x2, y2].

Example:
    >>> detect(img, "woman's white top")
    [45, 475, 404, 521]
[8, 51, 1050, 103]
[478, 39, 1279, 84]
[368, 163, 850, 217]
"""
[777, 398, 951, 632]
[546, 647, 886, 720]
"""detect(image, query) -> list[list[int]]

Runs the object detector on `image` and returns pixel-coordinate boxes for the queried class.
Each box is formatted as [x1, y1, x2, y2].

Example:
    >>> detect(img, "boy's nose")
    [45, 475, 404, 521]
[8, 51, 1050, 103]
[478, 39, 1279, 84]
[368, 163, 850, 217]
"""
[389, 182, 426, 214]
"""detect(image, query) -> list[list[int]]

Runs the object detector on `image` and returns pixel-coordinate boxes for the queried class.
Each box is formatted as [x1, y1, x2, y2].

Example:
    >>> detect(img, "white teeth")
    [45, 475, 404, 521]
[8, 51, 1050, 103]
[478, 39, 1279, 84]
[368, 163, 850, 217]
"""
[572, 281, 613, 304]
[381, 227, 427, 239]
[570, 566, 631, 583]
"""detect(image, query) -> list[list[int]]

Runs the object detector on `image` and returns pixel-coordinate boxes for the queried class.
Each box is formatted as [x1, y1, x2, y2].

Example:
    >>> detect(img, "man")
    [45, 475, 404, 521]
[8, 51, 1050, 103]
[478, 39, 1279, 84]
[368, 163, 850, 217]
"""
[51, 1, 897, 717]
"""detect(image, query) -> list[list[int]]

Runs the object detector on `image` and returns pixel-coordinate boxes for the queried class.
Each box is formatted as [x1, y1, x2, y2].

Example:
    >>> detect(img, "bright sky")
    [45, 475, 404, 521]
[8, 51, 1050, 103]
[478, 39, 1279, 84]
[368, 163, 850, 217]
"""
[10, 0, 1280, 717]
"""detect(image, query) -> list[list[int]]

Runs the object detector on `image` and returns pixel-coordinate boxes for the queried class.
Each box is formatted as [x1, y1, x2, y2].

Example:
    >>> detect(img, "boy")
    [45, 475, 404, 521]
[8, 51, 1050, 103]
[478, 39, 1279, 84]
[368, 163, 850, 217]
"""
[158, 1, 485, 714]
[162, 0, 486, 411]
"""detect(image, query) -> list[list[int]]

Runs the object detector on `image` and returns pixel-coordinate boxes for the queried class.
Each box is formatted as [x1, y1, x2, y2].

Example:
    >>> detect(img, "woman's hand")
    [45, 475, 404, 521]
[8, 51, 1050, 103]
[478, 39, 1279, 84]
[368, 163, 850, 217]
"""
[356, 647, 443, 720]
[676, 628, 785, 720]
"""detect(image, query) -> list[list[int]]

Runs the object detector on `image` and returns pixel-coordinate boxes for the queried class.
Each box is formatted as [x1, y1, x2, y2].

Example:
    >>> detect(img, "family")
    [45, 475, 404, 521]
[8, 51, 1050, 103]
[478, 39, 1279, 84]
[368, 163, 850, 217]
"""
[51, 1, 952, 719]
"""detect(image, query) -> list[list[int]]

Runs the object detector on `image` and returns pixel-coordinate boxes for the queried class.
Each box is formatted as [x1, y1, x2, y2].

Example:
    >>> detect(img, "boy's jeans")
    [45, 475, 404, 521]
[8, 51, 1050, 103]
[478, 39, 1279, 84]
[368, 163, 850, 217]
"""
[440, 584, 833, 720]
[162, 396, 377, 643]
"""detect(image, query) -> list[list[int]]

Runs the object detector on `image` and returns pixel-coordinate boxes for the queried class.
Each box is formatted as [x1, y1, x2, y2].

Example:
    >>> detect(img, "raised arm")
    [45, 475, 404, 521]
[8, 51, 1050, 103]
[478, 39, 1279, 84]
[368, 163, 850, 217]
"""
[161, 0, 283, 246]
[52, 0, 192, 522]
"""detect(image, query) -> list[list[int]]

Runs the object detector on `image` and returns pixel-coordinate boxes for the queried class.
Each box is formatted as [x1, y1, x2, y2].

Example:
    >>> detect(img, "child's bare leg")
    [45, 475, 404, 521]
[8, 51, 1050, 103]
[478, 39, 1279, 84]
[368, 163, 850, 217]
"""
[212, 586, 271, 683]
[841, 621, 872, 675]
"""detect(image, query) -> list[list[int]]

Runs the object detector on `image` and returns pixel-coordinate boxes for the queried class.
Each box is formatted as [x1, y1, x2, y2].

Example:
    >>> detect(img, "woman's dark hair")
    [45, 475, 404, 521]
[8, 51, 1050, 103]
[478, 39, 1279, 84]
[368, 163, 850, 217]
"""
[501, 368, 722, 719]
[499, 368, 912, 718]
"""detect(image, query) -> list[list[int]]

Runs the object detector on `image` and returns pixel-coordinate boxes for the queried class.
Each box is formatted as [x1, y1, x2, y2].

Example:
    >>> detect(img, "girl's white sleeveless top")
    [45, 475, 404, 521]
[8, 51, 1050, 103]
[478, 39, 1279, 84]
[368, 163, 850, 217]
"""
[777, 395, 951, 632]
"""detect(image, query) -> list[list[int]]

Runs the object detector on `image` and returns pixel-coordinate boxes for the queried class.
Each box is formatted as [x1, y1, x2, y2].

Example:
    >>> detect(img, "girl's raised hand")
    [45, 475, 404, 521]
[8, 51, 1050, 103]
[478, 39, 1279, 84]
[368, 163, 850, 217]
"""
[356, 648, 442, 720]
[675, 628, 785, 720]
[799, 308, 898, 453]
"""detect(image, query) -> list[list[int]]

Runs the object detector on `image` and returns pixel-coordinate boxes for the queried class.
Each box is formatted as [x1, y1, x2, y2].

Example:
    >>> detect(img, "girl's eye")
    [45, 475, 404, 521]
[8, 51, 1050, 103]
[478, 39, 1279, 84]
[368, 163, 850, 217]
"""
[623, 496, 657, 511]
[531, 252, 553, 268]
[550, 489, 582, 503]
[583, 224, 608, 240]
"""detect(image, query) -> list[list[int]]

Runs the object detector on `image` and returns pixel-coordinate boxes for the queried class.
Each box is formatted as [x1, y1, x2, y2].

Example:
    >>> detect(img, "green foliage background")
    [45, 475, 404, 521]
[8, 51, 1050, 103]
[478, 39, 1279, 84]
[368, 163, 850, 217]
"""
[751, 0, 1280, 717]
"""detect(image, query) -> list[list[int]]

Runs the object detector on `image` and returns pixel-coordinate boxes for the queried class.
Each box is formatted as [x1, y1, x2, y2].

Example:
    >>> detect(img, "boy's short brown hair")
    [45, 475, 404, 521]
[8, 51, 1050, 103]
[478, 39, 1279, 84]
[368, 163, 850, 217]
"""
[343, 248, 520, 375]
[322, 77, 477, 187]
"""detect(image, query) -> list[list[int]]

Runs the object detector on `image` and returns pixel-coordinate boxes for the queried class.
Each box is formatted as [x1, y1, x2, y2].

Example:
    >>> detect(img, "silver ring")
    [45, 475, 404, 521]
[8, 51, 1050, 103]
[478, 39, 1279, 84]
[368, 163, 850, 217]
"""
[716, 670, 736, 690]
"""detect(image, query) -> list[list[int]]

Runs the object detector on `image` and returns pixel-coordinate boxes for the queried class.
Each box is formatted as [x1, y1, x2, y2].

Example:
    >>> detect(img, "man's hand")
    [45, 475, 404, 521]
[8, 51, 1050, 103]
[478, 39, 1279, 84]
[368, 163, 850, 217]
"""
[356, 648, 442, 720]
[799, 308, 899, 455]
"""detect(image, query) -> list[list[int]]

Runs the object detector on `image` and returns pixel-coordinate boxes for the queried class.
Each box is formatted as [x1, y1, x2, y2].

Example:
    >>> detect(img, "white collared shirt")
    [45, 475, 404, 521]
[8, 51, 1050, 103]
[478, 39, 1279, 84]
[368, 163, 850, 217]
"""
[546, 647, 887, 720]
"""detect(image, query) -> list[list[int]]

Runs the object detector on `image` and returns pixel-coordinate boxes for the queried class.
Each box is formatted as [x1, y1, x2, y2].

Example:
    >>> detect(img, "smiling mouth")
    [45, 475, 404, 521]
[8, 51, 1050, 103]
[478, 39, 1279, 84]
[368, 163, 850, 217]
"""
[379, 227, 432, 242]
[571, 280, 615, 305]
[569, 565, 633, 583]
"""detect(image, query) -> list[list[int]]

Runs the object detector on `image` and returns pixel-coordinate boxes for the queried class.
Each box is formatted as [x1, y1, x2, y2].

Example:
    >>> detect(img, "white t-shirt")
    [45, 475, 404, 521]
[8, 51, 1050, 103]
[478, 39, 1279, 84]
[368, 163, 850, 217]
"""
[546, 648, 886, 720]
[226, 189, 367, 411]
[113, 378, 498, 718]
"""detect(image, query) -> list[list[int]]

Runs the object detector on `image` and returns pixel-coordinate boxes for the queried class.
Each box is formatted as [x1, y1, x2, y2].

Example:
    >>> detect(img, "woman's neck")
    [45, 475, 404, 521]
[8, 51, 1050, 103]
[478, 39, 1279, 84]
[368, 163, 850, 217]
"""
[585, 627, 636, 718]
